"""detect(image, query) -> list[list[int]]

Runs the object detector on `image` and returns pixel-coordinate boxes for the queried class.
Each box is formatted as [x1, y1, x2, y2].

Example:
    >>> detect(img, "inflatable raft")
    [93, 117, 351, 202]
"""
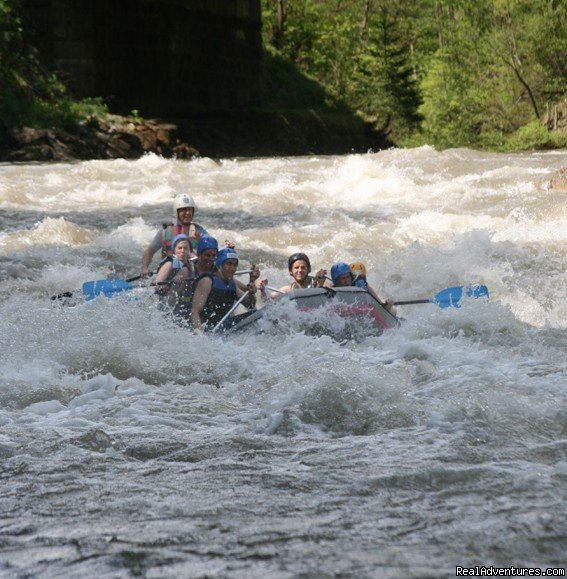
[227, 286, 399, 340]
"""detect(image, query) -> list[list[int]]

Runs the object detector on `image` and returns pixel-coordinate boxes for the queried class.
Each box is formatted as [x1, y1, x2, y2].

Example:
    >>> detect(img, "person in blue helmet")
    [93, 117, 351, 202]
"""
[171, 235, 261, 322]
[167, 234, 218, 320]
[195, 234, 261, 289]
[194, 234, 219, 275]
[191, 247, 259, 331]
[154, 233, 196, 297]
[330, 261, 396, 312]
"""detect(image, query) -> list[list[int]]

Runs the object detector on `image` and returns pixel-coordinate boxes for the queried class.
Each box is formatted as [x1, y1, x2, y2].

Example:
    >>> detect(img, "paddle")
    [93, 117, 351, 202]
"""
[51, 272, 153, 301]
[82, 273, 154, 300]
[393, 284, 489, 309]
[212, 291, 250, 333]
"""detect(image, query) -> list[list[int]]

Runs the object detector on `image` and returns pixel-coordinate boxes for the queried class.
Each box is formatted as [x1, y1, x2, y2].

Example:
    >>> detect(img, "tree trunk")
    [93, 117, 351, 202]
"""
[360, 0, 372, 41]
[274, 0, 286, 49]
[434, 0, 443, 48]
[501, 7, 540, 119]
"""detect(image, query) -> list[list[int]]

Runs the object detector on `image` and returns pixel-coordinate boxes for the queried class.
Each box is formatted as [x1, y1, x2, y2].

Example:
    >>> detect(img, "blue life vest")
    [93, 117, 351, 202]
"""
[197, 273, 238, 330]
[155, 256, 196, 299]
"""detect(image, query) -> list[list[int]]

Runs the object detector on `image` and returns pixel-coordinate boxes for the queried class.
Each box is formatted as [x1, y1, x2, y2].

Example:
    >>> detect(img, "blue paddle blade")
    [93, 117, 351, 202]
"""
[83, 279, 137, 300]
[433, 284, 489, 308]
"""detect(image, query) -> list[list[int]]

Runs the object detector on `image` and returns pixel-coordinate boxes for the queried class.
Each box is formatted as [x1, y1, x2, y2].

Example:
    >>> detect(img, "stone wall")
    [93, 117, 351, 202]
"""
[20, 0, 262, 117]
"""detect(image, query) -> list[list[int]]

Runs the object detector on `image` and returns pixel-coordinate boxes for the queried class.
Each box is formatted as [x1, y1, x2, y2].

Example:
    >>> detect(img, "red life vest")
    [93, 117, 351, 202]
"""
[161, 222, 203, 258]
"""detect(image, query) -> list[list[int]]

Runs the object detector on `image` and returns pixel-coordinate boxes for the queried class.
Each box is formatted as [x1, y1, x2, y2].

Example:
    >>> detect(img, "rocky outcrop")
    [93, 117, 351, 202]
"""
[0, 117, 199, 163]
[0, 110, 394, 163]
[548, 167, 567, 190]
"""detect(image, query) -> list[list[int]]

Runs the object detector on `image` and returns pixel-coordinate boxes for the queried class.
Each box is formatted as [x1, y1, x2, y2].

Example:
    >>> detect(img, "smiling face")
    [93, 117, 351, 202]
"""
[290, 259, 309, 283]
[174, 239, 190, 259]
[199, 248, 218, 271]
[220, 259, 238, 280]
[177, 207, 194, 225]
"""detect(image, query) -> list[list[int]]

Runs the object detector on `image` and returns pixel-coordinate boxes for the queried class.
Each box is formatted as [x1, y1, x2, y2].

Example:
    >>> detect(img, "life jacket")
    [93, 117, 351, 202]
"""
[172, 261, 217, 318]
[161, 222, 204, 258]
[155, 256, 196, 299]
[197, 273, 238, 330]
[156, 255, 185, 279]
[194, 260, 217, 277]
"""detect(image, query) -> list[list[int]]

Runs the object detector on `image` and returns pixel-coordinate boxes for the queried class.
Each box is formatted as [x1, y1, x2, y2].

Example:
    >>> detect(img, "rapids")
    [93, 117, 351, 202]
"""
[1, 147, 566, 577]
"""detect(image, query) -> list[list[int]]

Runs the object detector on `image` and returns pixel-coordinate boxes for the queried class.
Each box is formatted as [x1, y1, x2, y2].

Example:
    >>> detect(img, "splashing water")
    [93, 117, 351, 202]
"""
[1, 148, 566, 576]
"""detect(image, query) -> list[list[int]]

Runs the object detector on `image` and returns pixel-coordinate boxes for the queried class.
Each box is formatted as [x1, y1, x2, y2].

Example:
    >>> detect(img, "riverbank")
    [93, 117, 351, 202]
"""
[0, 110, 393, 163]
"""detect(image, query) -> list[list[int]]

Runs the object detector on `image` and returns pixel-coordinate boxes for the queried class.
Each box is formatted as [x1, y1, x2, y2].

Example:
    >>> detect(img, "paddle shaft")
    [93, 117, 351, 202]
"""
[212, 291, 250, 333]
[393, 284, 489, 308]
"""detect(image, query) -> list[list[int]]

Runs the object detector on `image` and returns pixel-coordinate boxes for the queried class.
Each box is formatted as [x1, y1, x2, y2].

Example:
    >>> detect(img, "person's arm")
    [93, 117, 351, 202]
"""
[314, 269, 330, 287]
[235, 279, 247, 292]
[141, 230, 163, 276]
[153, 261, 173, 295]
[383, 300, 397, 314]
[141, 247, 155, 276]
[274, 283, 292, 297]
[191, 277, 213, 331]
[256, 278, 269, 301]
[237, 278, 257, 308]
[154, 261, 172, 284]
[366, 282, 397, 314]
[234, 264, 259, 293]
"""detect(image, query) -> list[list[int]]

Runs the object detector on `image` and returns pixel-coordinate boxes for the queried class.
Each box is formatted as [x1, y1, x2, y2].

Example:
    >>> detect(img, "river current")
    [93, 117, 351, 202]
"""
[0, 147, 566, 578]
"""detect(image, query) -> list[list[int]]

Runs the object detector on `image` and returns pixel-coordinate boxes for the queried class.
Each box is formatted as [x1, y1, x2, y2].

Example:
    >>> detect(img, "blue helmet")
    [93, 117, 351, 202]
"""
[331, 262, 352, 284]
[216, 247, 239, 268]
[171, 233, 190, 252]
[197, 235, 218, 255]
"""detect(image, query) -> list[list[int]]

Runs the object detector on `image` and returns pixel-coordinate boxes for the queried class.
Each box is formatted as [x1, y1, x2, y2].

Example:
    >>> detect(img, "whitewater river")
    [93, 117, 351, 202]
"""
[1, 148, 566, 578]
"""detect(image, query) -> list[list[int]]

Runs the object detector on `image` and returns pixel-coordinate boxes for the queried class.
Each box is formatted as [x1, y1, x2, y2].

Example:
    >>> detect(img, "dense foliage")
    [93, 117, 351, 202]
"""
[262, 0, 567, 150]
[1, 0, 565, 151]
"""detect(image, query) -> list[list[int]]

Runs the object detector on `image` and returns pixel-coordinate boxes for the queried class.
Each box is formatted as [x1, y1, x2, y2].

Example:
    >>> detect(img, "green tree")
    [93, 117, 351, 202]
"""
[418, 0, 566, 149]
[353, 1, 423, 139]
[262, 0, 424, 140]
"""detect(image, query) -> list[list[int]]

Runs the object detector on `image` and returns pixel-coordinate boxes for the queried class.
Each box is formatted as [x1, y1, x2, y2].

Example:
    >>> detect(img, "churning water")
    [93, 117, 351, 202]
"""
[0, 147, 566, 577]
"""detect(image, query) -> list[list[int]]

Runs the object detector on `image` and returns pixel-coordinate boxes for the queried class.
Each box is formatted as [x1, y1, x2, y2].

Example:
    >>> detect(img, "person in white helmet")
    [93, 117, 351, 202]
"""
[141, 194, 209, 276]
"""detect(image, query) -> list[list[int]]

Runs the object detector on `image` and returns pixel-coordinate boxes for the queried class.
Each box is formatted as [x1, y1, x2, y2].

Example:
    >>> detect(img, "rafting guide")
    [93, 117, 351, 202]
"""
[141, 193, 208, 277]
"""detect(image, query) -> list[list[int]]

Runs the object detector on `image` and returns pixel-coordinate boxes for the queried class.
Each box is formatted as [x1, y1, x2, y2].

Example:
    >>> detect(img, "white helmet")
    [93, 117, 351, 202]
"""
[173, 194, 196, 219]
